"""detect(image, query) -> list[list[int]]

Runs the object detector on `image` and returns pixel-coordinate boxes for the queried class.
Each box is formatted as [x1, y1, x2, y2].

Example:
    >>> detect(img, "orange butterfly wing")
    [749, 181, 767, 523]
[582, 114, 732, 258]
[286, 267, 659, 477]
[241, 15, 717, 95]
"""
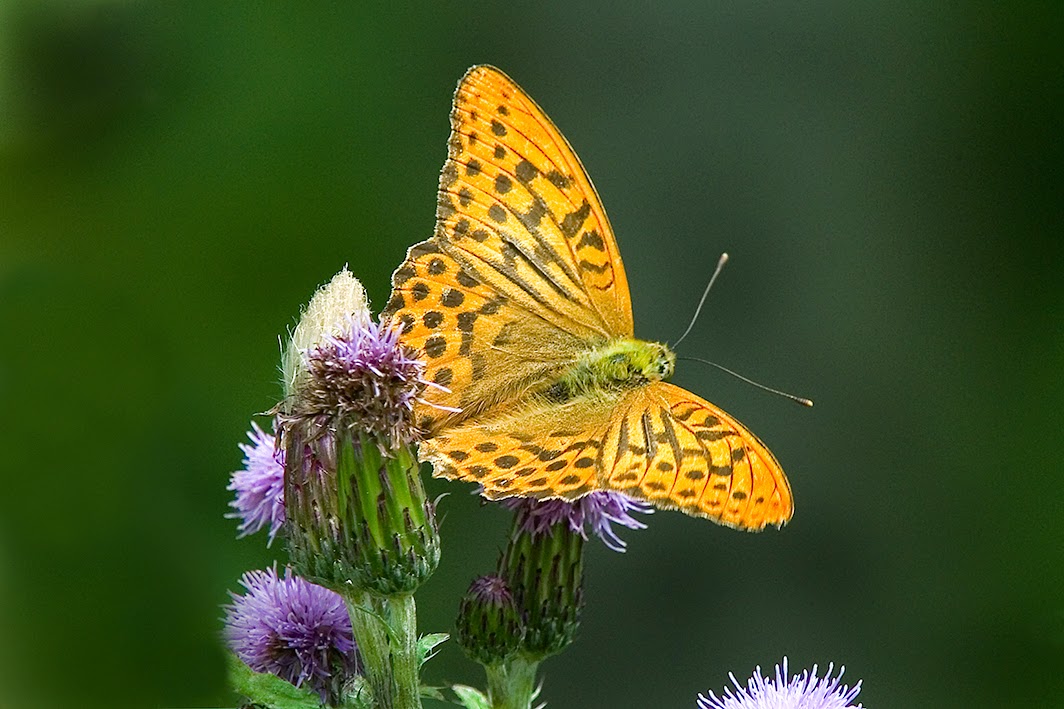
[381, 241, 588, 433]
[447, 65, 633, 337]
[383, 66, 635, 430]
[422, 395, 618, 501]
[422, 382, 792, 531]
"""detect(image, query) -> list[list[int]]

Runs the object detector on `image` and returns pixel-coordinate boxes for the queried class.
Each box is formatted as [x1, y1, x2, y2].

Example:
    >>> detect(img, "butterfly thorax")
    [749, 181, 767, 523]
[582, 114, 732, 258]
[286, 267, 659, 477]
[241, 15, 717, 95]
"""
[545, 338, 675, 402]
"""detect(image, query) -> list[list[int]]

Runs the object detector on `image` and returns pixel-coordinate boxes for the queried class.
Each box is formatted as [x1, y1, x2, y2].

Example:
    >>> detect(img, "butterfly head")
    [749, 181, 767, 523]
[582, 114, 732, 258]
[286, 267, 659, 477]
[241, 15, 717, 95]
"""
[599, 338, 675, 385]
[635, 340, 676, 382]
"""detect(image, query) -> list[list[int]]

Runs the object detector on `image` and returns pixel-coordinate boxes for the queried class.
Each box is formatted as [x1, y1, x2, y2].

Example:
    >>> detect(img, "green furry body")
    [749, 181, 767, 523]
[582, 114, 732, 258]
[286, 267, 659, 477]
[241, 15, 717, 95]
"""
[546, 338, 675, 401]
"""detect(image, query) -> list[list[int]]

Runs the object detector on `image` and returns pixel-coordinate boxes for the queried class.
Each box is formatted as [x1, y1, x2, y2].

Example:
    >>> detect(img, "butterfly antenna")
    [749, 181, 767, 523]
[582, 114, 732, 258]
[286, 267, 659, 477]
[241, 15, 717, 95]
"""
[679, 356, 814, 407]
[673, 252, 729, 349]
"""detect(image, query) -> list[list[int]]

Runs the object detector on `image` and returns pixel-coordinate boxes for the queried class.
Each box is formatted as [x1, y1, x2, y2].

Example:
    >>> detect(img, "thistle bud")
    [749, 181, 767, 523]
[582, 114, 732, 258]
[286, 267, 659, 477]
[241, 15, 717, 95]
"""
[282, 268, 368, 401]
[456, 575, 525, 667]
[280, 270, 440, 596]
[499, 504, 585, 660]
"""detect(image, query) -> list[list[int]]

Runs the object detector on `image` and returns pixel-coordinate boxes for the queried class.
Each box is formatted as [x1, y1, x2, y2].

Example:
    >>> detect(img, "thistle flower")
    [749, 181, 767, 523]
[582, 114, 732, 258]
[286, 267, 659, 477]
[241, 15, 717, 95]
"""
[227, 421, 285, 545]
[280, 269, 440, 595]
[224, 567, 359, 704]
[491, 491, 651, 659]
[456, 575, 525, 667]
[503, 490, 652, 552]
[291, 316, 429, 448]
[697, 658, 863, 709]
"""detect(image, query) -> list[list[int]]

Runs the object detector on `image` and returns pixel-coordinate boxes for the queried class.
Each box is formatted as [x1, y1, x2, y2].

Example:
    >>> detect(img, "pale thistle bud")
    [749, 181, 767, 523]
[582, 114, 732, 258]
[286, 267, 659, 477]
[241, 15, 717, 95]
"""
[283, 268, 369, 402]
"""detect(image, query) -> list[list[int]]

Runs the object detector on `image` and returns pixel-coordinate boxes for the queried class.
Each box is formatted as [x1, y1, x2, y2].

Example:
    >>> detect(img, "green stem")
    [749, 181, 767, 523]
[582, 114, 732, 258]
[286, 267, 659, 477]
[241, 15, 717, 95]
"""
[485, 656, 539, 709]
[344, 590, 393, 708]
[387, 593, 422, 709]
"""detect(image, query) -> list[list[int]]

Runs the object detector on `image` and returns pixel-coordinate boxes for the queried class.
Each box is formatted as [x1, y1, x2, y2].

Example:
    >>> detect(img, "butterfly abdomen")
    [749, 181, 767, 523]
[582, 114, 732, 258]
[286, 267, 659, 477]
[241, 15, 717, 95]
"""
[545, 338, 675, 401]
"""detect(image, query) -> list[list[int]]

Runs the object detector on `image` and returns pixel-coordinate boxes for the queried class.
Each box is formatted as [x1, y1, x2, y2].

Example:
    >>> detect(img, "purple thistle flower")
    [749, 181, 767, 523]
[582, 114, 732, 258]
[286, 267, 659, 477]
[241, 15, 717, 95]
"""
[227, 421, 286, 545]
[503, 491, 652, 552]
[279, 276, 442, 595]
[224, 567, 359, 703]
[697, 658, 863, 709]
[290, 315, 431, 447]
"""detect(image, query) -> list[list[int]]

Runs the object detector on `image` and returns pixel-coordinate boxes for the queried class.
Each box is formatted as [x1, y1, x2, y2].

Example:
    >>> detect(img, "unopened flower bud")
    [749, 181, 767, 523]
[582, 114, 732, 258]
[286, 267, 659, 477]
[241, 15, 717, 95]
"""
[283, 268, 369, 401]
[456, 575, 524, 667]
[499, 509, 584, 660]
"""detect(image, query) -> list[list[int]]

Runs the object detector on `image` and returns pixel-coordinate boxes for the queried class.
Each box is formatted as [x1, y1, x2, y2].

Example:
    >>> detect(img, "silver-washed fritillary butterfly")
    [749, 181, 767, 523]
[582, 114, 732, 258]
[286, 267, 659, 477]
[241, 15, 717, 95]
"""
[382, 66, 793, 531]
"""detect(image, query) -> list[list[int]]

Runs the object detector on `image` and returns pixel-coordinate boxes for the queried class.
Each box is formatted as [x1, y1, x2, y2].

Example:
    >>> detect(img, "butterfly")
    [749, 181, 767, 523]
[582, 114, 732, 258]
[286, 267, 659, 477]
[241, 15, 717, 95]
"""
[382, 65, 793, 531]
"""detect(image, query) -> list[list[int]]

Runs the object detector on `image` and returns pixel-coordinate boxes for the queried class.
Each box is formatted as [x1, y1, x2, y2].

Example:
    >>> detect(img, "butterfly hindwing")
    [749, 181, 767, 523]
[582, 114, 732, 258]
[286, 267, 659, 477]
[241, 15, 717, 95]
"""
[422, 381, 792, 531]
[421, 395, 618, 500]
[600, 382, 793, 530]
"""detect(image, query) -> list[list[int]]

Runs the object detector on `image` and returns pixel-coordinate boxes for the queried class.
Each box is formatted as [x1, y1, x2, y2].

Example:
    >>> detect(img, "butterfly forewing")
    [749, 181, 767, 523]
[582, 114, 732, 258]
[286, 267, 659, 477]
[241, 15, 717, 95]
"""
[386, 64, 636, 428]
[445, 65, 633, 337]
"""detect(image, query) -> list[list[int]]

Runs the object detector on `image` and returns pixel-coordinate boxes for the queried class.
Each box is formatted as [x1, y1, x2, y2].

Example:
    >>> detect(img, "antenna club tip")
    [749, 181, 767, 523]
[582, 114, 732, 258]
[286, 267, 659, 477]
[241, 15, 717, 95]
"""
[719, 252, 729, 263]
[798, 398, 814, 408]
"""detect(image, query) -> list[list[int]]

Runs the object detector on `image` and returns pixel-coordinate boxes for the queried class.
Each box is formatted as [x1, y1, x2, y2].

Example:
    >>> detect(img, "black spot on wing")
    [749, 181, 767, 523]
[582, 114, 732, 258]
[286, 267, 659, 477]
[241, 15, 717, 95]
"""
[576, 230, 605, 251]
[560, 200, 591, 239]
[578, 259, 611, 274]
[546, 170, 571, 189]
[515, 159, 537, 183]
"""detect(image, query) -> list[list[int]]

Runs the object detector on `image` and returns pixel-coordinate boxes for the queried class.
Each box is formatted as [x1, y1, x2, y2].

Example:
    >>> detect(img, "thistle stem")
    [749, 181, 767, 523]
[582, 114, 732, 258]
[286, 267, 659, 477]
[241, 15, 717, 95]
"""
[344, 590, 393, 708]
[387, 593, 422, 709]
[486, 656, 539, 709]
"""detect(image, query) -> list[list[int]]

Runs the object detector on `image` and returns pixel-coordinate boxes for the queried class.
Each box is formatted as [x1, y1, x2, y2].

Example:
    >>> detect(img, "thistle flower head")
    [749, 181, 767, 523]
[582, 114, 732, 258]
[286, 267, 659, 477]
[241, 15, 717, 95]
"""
[227, 421, 286, 545]
[224, 567, 359, 704]
[282, 269, 428, 447]
[504, 491, 652, 552]
[467, 573, 511, 599]
[279, 269, 440, 595]
[292, 316, 429, 447]
[697, 658, 863, 709]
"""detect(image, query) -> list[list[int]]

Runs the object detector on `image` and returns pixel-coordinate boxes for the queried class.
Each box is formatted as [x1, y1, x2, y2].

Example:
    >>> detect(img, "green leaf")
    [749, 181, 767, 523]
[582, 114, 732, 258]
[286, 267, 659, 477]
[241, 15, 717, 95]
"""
[417, 632, 449, 667]
[227, 653, 322, 709]
[419, 684, 449, 701]
[451, 684, 491, 709]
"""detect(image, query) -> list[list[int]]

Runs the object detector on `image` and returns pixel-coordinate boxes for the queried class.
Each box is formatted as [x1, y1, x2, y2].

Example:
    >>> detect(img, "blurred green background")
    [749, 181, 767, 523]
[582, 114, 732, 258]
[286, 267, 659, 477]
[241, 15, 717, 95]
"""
[1, 2, 1060, 708]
